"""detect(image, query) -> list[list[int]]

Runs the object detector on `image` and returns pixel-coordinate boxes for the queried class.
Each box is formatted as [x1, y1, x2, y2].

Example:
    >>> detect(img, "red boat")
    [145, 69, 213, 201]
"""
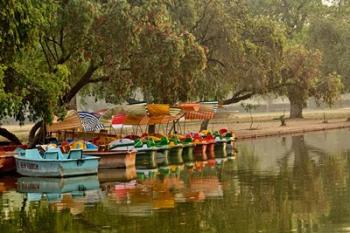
[0, 145, 25, 173]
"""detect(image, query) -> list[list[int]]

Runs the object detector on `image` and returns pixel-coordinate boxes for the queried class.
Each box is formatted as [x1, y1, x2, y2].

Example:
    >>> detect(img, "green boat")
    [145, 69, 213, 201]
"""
[168, 144, 184, 165]
[136, 168, 158, 181]
[182, 144, 194, 163]
[135, 148, 158, 169]
[167, 137, 184, 165]
[155, 147, 169, 168]
[181, 137, 195, 164]
[213, 132, 228, 158]
[153, 137, 170, 168]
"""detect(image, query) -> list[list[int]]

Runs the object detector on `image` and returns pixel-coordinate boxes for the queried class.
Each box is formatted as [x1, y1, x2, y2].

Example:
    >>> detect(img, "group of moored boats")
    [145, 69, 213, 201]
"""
[0, 129, 236, 177]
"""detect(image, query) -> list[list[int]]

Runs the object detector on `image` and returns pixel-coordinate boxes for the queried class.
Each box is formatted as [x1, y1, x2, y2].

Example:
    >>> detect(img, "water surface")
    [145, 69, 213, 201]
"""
[2, 129, 350, 233]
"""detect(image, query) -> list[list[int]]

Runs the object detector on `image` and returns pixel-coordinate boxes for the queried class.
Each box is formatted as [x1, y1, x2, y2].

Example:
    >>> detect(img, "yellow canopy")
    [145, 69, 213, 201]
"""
[47, 111, 83, 132]
[147, 104, 170, 116]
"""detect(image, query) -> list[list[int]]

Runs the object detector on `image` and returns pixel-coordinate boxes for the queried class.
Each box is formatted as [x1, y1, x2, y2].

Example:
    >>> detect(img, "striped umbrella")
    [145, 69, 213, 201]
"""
[78, 111, 105, 132]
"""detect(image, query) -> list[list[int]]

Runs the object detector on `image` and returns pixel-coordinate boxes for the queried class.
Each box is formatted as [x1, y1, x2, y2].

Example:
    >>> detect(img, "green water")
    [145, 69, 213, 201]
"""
[2, 129, 350, 233]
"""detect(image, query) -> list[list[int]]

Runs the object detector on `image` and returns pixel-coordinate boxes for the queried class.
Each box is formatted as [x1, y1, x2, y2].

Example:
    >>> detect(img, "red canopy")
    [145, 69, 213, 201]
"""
[112, 114, 127, 125]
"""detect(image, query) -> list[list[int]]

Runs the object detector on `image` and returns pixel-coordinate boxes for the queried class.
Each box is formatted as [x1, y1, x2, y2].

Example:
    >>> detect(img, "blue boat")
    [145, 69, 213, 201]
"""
[17, 175, 100, 194]
[15, 148, 99, 177]
[17, 175, 101, 206]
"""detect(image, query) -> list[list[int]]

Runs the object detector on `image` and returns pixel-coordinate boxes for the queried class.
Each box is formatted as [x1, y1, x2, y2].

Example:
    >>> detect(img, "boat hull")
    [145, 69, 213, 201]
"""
[168, 145, 183, 165]
[156, 148, 169, 167]
[135, 149, 157, 169]
[214, 141, 227, 158]
[207, 142, 215, 159]
[194, 143, 208, 161]
[84, 150, 136, 169]
[0, 154, 16, 173]
[98, 167, 137, 183]
[15, 156, 99, 177]
[182, 144, 194, 163]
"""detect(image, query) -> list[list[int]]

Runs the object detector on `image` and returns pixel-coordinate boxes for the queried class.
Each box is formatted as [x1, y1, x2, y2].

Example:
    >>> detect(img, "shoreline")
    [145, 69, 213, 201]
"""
[2, 112, 350, 143]
[233, 118, 350, 140]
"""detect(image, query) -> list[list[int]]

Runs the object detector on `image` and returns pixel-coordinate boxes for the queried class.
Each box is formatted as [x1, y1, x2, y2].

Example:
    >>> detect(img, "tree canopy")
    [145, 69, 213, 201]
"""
[280, 45, 343, 118]
[0, 0, 349, 136]
[0, 0, 67, 124]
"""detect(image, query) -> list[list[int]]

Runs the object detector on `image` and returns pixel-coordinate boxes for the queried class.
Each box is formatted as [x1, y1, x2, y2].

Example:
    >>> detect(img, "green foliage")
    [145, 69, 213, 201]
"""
[247, 0, 344, 117]
[280, 45, 342, 117]
[0, 0, 47, 63]
[0, 0, 347, 126]
[170, 0, 286, 103]
[130, 2, 206, 103]
[1, 51, 69, 123]
[0, 0, 67, 124]
[308, 2, 350, 90]
[315, 72, 344, 106]
[282, 45, 323, 104]
[247, 0, 323, 39]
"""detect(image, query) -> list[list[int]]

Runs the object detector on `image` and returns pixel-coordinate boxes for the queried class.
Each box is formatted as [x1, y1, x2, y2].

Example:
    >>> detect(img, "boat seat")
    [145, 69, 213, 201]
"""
[68, 149, 83, 159]
[45, 148, 65, 160]
[44, 151, 59, 160]
[25, 149, 43, 160]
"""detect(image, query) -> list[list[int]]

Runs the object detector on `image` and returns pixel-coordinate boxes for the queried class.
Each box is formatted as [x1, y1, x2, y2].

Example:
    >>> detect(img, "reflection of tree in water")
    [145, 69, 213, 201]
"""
[232, 135, 349, 232]
[257, 135, 350, 232]
[284, 135, 325, 232]
[320, 150, 350, 225]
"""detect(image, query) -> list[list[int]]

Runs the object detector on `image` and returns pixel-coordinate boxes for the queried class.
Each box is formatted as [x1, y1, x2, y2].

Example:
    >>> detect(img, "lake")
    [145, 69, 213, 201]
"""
[1, 129, 350, 233]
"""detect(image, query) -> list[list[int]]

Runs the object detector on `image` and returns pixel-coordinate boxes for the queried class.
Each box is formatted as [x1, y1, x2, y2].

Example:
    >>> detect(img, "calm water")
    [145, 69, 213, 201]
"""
[2, 129, 350, 233]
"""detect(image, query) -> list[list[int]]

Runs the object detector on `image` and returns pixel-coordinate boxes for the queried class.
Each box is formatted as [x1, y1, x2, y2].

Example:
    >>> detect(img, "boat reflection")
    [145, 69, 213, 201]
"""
[103, 160, 230, 216]
[98, 167, 137, 183]
[17, 175, 102, 215]
[0, 176, 17, 192]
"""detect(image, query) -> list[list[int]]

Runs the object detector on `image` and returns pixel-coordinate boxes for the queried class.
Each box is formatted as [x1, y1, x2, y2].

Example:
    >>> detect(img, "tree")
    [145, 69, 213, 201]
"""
[37, 0, 139, 108]
[168, 0, 286, 104]
[37, 0, 207, 106]
[308, 1, 350, 89]
[246, 0, 345, 117]
[247, 0, 323, 39]
[280, 45, 343, 118]
[129, 2, 206, 104]
[0, 0, 68, 144]
[241, 103, 260, 129]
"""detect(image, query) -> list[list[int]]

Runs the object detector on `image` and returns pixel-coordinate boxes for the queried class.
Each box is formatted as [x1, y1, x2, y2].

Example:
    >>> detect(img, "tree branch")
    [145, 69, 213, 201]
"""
[61, 62, 99, 105]
[0, 128, 22, 145]
[44, 37, 57, 61]
[222, 91, 255, 105]
[89, 76, 110, 84]
[39, 38, 53, 72]
[191, 0, 212, 32]
[208, 58, 225, 68]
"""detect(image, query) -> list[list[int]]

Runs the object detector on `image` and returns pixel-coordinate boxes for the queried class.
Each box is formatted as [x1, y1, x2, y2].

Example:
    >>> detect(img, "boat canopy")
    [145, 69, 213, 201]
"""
[111, 104, 183, 126]
[47, 110, 104, 132]
[110, 102, 218, 126]
[176, 102, 218, 120]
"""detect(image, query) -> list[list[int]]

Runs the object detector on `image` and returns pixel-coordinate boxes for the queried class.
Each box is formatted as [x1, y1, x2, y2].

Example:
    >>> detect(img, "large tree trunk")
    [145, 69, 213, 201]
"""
[0, 128, 22, 145]
[67, 95, 78, 110]
[289, 98, 304, 118]
[28, 121, 46, 148]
